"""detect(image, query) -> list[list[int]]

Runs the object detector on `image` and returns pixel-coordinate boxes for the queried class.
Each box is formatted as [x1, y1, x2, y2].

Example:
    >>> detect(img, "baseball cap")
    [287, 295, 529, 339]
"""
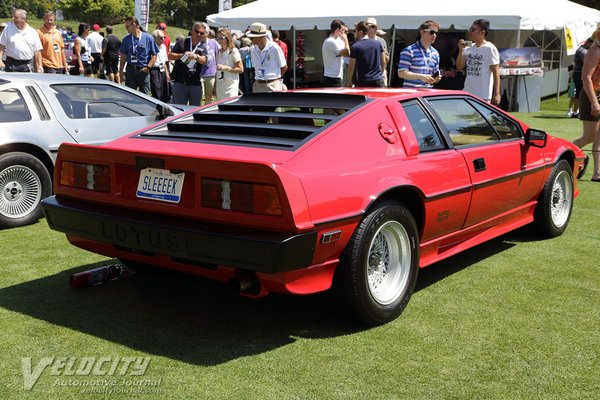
[92, 24, 100, 31]
[158, 22, 167, 30]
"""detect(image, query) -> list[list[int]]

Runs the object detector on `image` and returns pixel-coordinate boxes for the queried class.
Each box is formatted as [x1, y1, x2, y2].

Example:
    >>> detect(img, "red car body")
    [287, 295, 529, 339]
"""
[42, 88, 586, 324]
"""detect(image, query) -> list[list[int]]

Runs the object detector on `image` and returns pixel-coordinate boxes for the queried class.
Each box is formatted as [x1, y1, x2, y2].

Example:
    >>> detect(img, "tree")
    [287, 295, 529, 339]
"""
[150, 0, 255, 29]
[57, 0, 134, 25]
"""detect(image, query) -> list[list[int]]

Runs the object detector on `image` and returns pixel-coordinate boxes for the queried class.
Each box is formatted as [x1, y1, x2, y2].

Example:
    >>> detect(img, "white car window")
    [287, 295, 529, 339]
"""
[0, 89, 32, 123]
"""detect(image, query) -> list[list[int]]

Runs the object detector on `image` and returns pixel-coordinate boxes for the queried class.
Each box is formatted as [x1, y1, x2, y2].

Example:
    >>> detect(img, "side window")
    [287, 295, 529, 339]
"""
[429, 98, 499, 147]
[0, 89, 32, 123]
[401, 101, 444, 151]
[472, 102, 522, 140]
[51, 84, 158, 119]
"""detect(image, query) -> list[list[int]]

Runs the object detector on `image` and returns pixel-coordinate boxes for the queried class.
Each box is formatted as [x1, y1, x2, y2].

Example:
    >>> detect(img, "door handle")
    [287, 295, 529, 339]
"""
[473, 158, 486, 172]
[378, 123, 397, 144]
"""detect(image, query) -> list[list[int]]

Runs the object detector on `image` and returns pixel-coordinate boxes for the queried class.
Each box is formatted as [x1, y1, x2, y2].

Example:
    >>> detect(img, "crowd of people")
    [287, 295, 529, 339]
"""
[1, 8, 599, 181]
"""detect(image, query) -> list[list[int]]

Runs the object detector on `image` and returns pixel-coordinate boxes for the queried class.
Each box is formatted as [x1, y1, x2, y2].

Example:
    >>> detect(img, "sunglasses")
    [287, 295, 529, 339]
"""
[157, 36, 164, 40]
[194, 29, 206, 35]
[217, 35, 226, 40]
[424, 29, 438, 35]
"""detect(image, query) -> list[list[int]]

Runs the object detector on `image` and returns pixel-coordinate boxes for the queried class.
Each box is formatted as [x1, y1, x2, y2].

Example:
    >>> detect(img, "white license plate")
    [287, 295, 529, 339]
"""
[136, 168, 185, 203]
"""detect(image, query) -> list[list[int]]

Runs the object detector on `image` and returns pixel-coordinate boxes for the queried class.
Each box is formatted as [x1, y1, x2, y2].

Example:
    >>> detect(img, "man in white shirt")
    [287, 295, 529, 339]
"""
[456, 19, 500, 105]
[322, 19, 350, 87]
[0, 9, 42, 72]
[88, 24, 105, 77]
[247, 22, 287, 93]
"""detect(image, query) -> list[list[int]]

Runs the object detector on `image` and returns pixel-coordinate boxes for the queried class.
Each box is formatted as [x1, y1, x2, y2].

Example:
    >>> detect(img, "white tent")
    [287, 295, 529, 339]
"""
[208, 0, 600, 34]
[208, 0, 600, 102]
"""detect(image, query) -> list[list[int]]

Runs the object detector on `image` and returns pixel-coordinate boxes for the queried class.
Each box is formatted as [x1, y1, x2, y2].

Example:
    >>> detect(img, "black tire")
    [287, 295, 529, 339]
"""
[533, 159, 574, 238]
[335, 201, 419, 325]
[0, 152, 52, 229]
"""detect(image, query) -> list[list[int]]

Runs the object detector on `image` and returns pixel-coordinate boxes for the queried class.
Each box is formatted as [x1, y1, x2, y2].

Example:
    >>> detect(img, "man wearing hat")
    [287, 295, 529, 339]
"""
[88, 23, 104, 77]
[157, 22, 171, 54]
[247, 22, 287, 92]
[365, 17, 389, 86]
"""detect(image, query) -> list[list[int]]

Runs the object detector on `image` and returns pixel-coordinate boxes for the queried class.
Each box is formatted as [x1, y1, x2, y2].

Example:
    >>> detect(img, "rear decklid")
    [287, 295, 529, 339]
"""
[118, 91, 369, 163]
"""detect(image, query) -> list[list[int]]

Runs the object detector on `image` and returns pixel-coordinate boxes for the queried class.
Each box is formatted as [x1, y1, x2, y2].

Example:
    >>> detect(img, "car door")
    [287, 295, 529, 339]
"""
[426, 97, 545, 229]
[395, 99, 472, 243]
[47, 83, 163, 145]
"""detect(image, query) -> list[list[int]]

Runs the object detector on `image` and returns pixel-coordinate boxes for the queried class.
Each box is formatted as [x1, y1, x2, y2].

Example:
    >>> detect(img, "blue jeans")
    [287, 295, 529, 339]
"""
[172, 82, 203, 106]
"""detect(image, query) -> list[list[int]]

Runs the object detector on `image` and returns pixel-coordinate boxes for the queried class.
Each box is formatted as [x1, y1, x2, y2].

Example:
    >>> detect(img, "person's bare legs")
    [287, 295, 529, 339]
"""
[592, 128, 600, 180]
[574, 120, 600, 180]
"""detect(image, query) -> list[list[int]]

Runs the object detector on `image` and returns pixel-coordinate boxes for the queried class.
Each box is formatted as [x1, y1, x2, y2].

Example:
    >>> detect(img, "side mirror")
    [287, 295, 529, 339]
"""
[525, 128, 547, 148]
[156, 103, 175, 120]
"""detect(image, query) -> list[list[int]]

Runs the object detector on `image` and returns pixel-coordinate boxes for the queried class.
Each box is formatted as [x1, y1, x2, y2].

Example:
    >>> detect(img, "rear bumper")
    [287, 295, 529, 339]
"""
[42, 196, 316, 273]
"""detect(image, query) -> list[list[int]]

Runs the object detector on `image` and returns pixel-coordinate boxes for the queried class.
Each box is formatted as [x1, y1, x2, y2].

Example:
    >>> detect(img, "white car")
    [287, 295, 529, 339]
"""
[0, 72, 190, 228]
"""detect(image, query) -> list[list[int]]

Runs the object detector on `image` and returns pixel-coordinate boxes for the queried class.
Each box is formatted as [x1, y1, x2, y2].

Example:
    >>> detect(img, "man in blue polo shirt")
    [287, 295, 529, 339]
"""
[398, 20, 442, 88]
[346, 21, 384, 87]
[119, 16, 158, 94]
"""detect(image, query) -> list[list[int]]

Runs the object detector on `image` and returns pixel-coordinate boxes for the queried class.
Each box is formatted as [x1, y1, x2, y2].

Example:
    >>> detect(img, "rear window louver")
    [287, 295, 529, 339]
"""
[139, 92, 368, 150]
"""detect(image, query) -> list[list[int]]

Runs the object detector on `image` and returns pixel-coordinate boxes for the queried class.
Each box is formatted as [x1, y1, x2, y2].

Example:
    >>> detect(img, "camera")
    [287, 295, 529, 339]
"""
[431, 70, 440, 78]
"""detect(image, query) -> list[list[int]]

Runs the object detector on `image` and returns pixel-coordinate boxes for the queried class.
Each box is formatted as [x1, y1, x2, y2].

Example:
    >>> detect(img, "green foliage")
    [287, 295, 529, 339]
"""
[149, 0, 255, 29]
[58, 0, 134, 25]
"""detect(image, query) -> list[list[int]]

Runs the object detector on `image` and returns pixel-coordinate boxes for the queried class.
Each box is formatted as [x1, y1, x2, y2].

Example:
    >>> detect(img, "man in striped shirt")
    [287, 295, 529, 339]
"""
[397, 20, 442, 88]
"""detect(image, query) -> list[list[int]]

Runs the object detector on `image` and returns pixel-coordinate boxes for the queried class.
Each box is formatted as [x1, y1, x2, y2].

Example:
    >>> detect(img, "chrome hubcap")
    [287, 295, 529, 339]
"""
[550, 170, 572, 228]
[0, 165, 42, 219]
[367, 221, 411, 305]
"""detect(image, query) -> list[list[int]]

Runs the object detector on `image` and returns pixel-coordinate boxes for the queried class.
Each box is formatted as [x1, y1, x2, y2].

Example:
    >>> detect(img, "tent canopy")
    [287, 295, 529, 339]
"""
[208, 0, 600, 32]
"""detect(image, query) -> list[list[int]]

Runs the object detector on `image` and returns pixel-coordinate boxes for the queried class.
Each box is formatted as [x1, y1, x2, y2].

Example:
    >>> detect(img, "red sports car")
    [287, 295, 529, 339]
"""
[42, 89, 587, 325]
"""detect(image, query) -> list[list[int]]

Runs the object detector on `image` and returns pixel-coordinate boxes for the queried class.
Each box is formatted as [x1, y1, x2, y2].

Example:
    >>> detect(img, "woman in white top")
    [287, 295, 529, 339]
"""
[74, 23, 93, 77]
[215, 29, 243, 100]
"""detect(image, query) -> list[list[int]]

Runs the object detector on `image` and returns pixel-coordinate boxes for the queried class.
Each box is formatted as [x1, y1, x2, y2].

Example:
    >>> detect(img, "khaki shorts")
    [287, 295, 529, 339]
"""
[253, 79, 286, 93]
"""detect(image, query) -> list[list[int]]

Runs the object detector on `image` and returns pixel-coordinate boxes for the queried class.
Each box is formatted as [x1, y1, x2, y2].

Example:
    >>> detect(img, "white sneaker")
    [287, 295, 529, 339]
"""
[566, 110, 573, 117]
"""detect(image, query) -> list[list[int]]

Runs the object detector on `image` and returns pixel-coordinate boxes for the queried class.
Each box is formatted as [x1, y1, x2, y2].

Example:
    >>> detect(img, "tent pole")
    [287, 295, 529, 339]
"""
[389, 25, 396, 86]
[292, 26, 296, 89]
[557, 28, 564, 102]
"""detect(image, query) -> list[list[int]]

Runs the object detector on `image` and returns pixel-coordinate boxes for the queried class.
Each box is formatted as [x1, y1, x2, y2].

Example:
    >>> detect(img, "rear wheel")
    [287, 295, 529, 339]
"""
[533, 159, 574, 238]
[0, 152, 52, 228]
[336, 202, 419, 325]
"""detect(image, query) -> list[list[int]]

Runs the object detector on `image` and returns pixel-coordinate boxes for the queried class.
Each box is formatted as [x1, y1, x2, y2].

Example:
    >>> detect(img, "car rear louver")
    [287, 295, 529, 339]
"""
[139, 92, 368, 150]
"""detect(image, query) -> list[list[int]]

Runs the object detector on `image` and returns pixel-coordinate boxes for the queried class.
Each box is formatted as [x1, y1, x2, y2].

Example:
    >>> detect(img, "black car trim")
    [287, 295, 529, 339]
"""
[138, 92, 370, 151]
[42, 196, 317, 273]
[26, 86, 51, 120]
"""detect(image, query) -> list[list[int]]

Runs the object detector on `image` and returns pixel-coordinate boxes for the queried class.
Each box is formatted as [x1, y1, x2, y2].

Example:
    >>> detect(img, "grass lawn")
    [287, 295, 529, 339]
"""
[1, 97, 599, 399]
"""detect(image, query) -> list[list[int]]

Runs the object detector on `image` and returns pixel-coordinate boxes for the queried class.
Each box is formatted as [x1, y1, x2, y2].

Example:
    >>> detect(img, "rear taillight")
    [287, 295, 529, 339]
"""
[201, 178, 282, 216]
[60, 161, 110, 192]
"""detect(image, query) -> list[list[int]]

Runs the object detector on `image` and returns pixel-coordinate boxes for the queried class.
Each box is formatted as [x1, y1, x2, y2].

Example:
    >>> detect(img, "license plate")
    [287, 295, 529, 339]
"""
[136, 168, 185, 203]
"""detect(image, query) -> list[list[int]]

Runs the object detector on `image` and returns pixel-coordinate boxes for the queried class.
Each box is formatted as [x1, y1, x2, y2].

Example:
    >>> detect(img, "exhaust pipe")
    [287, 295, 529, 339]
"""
[228, 271, 262, 296]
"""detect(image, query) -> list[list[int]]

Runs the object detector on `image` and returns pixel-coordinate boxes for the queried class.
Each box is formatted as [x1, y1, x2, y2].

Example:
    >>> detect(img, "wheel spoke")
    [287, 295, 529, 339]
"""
[0, 165, 42, 219]
[366, 221, 412, 305]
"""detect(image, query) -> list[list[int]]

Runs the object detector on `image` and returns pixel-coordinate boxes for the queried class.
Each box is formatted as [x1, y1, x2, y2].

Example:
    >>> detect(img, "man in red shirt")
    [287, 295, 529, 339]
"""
[272, 30, 288, 61]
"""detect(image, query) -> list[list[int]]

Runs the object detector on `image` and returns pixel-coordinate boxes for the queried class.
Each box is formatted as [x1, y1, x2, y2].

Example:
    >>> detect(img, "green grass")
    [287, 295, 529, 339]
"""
[1, 99, 599, 399]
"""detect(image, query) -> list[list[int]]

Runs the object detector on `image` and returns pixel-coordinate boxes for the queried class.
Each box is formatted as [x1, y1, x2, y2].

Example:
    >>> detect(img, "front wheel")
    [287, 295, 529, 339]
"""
[335, 202, 419, 325]
[0, 152, 52, 229]
[532, 159, 574, 238]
